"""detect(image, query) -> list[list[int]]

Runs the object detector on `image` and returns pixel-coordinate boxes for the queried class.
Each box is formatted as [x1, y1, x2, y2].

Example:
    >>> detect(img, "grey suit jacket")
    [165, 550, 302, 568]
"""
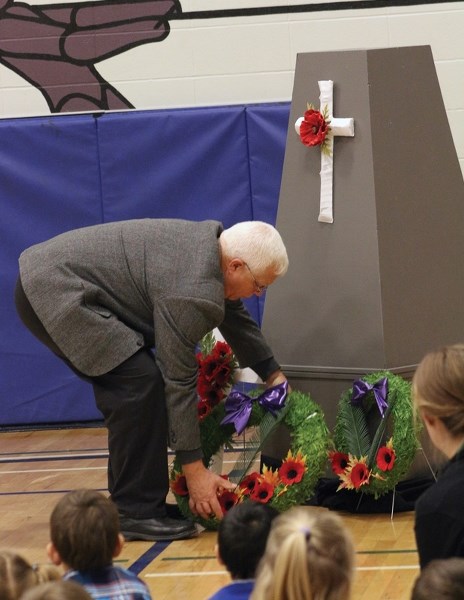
[19, 219, 277, 452]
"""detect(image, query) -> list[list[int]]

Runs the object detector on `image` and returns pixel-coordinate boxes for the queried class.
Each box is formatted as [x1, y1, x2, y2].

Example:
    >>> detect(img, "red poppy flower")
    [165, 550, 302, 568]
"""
[350, 461, 370, 489]
[211, 364, 231, 387]
[170, 472, 189, 496]
[299, 109, 329, 147]
[239, 472, 260, 495]
[196, 377, 210, 397]
[376, 445, 396, 471]
[207, 388, 225, 406]
[251, 480, 274, 503]
[202, 357, 221, 381]
[329, 451, 350, 475]
[212, 341, 233, 359]
[196, 338, 237, 423]
[197, 399, 212, 421]
[218, 490, 240, 514]
[278, 450, 307, 485]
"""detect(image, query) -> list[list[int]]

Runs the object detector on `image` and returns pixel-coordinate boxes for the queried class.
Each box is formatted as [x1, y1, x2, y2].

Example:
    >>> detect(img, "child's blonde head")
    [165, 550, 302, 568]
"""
[251, 506, 354, 600]
[21, 580, 93, 600]
[0, 551, 60, 600]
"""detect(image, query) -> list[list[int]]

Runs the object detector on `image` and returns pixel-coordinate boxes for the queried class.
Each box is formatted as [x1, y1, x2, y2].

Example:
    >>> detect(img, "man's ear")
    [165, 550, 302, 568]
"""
[113, 533, 125, 558]
[46, 541, 62, 566]
[228, 258, 244, 272]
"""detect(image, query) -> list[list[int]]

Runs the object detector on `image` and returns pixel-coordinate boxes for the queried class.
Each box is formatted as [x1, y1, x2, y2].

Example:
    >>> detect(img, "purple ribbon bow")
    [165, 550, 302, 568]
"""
[351, 377, 389, 418]
[220, 381, 288, 435]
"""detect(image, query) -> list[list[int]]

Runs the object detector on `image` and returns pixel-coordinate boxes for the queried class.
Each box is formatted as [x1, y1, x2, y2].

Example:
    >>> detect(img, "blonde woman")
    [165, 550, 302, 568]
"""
[0, 551, 60, 600]
[250, 506, 354, 600]
[412, 344, 464, 568]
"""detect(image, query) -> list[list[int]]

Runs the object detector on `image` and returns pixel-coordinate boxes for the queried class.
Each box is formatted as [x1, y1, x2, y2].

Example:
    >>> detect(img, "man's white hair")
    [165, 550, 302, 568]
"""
[220, 221, 288, 277]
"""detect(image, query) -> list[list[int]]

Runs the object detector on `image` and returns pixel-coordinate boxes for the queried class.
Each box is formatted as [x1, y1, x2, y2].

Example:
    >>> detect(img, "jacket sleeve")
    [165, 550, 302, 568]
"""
[218, 300, 280, 380]
[153, 296, 224, 452]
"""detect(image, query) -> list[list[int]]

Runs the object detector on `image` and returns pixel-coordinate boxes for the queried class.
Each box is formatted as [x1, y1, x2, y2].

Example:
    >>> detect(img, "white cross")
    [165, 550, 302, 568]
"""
[295, 80, 354, 223]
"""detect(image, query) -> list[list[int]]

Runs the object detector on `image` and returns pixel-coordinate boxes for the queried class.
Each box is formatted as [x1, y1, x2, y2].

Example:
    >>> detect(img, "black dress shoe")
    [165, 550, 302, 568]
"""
[119, 515, 198, 542]
[165, 502, 186, 520]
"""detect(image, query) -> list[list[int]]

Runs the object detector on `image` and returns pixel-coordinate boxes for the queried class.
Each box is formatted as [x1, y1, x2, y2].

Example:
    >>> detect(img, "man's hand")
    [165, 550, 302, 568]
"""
[265, 369, 291, 391]
[182, 460, 236, 519]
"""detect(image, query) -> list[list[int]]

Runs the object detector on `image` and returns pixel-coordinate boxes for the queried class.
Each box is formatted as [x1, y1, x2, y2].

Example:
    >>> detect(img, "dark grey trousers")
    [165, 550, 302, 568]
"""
[15, 277, 169, 518]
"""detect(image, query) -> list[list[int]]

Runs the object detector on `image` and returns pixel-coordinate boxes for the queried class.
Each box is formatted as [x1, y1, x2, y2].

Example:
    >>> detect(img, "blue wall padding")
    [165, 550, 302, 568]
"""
[245, 104, 291, 320]
[0, 102, 289, 426]
[98, 107, 254, 226]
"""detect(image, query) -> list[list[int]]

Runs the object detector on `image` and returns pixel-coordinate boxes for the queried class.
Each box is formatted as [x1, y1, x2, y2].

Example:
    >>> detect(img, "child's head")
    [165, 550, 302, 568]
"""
[251, 506, 354, 600]
[412, 344, 464, 439]
[47, 489, 123, 572]
[216, 501, 279, 580]
[412, 558, 464, 600]
[0, 550, 60, 600]
[21, 580, 93, 600]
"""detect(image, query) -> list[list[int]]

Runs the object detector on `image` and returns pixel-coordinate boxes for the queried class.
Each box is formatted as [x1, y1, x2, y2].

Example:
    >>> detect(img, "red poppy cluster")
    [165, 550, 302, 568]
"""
[328, 438, 397, 491]
[299, 107, 330, 148]
[196, 340, 237, 420]
[237, 449, 308, 506]
[170, 449, 308, 516]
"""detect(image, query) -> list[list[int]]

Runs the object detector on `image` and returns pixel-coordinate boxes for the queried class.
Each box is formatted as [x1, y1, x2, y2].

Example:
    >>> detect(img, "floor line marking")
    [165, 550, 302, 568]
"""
[0, 488, 107, 496]
[130, 542, 171, 575]
[145, 571, 227, 578]
[0, 453, 108, 464]
[145, 564, 420, 578]
[357, 549, 417, 555]
[0, 467, 106, 474]
[161, 548, 418, 561]
[357, 565, 419, 571]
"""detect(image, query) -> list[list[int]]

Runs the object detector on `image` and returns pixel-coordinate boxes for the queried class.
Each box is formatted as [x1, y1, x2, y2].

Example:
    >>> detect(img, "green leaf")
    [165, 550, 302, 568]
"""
[337, 396, 370, 457]
[366, 392, 395, 469]
[200, 331, 216, 356]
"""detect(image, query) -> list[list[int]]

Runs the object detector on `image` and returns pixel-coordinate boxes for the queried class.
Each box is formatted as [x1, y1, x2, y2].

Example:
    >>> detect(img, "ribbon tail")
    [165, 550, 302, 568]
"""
[220, 405, 252, 435]
[373, 378, 389, 418]
[373, 391, 387, 418]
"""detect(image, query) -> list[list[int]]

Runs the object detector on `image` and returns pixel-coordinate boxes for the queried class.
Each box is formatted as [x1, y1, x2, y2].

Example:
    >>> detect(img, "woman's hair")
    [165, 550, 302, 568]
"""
[220, 221, 289, 278]
[0, 551, 60, 600]
[250, 506, 354, 600]
[412, 558, 464, 600]
[412, 344, 464, 437]
[21, 580, 93, 600]
[49, 489, 120, 571]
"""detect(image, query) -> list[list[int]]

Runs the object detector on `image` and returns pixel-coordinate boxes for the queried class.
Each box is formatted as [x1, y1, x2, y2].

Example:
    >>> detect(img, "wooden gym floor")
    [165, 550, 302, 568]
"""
[0, 426, 420, 600]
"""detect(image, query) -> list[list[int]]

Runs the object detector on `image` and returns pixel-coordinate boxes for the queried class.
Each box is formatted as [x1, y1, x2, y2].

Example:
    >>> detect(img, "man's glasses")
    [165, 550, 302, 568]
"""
[244, 263, 267, 295]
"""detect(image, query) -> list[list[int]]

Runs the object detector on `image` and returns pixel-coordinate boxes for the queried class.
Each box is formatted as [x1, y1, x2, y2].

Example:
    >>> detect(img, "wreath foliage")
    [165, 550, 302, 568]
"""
[170, 389, 330, 530]
[330, 371, 420, 498]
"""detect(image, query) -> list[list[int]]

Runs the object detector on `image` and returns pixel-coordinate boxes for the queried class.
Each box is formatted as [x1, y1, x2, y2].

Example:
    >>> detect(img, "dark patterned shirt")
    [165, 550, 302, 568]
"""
[64, 565, 152, 600]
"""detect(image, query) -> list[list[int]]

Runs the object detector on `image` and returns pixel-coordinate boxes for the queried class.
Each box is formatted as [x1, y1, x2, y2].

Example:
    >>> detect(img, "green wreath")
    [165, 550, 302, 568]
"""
[170, 389, 330, 530]
[329, 371, 420, 498]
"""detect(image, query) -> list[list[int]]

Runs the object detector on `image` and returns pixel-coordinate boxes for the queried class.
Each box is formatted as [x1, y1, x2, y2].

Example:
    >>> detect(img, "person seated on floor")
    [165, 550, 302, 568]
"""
[250, 506, 355, 600]
[21, 580, 92, 600]
[46, 489, 152, 600]
[411, 558, 464, 600]
[0, 550, 60, 600]
[208, 501, 279, 600]
[412, 344, 464, 568]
